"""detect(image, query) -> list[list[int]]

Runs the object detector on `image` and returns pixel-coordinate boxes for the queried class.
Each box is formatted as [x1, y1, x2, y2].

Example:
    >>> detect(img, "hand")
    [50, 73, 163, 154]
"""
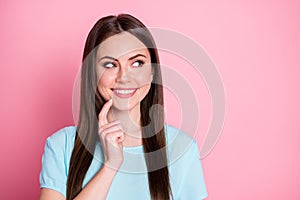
[98, 99, 125, 170]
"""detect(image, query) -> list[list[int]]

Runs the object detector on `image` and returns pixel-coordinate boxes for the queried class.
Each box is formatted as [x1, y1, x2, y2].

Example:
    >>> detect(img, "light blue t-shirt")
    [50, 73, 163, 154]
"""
[39, 125, 208, 199]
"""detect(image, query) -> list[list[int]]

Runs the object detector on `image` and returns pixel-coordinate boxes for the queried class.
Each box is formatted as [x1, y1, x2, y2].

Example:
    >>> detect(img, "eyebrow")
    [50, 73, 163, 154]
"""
[98, 53, 146, 62]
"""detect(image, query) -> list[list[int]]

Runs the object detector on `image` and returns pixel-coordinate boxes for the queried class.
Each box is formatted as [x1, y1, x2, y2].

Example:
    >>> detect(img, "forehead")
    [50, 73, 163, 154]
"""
[97, 31, 149, 59]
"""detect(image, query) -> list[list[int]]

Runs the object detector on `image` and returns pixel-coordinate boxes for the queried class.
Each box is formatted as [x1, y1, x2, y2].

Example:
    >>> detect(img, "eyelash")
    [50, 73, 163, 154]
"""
[102, 60, 145, 68]
[132, 60, 145, 67]
[102, 62, 116, 68]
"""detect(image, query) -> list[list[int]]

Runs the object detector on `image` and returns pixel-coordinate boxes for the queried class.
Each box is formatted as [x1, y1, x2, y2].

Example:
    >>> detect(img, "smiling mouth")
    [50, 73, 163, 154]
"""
[112, 88, 137, 98]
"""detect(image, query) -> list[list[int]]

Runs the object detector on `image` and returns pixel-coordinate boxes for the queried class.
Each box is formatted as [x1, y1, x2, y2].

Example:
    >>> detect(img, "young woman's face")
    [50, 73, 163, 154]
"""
[96, 32, 153, 111]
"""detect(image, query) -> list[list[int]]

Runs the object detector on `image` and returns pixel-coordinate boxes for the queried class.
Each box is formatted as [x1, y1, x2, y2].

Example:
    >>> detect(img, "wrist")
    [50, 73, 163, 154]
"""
[104, 158, 123, 170]
[102, 162, 121, 174]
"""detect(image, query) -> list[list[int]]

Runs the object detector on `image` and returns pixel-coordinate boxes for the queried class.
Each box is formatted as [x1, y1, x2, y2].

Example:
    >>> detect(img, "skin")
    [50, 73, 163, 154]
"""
[96, 31, 153, 145]
[39, 32, 154, 200]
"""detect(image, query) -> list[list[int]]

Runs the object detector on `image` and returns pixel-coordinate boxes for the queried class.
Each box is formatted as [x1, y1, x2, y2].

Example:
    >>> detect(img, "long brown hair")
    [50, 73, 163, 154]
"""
[66, 14, 172, 200]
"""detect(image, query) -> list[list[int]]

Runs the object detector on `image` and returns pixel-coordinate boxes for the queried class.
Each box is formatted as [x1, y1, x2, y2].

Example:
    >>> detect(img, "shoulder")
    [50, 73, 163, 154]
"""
[40, 126, 76, 197]
[46, 126, 76, 143]
[44, 126, 77, 154]
[41, 126, 77, 176]
[164, 125, 208, 198]
[164, 124, 199, 164]
[164, 124, 196, 146]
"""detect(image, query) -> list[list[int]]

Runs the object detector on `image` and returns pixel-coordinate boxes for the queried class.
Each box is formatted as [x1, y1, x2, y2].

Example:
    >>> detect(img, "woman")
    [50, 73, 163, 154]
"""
[39, 14, 208, 200]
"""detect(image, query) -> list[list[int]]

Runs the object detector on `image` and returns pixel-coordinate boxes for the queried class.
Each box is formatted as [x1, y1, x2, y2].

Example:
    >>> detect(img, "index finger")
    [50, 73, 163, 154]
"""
[98, 99, 113, 126]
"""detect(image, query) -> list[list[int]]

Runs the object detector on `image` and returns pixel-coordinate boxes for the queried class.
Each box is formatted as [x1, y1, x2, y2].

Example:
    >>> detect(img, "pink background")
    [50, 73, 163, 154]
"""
[1, 0, 299, 199]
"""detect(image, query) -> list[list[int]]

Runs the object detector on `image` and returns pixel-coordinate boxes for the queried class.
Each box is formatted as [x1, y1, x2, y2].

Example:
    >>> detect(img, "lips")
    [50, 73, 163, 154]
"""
[112, 88, 137, 98]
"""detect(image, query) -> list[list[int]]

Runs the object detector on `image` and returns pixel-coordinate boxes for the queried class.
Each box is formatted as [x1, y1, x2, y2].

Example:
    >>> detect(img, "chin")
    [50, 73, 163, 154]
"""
[111, 100, 139, 111]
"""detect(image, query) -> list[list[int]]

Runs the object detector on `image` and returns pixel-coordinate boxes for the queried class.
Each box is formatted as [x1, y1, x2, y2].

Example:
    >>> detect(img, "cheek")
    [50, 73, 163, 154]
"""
[97, 71, 116, 99]
[140, 84, 151, 94]
[136, 84, 151, 103]
[98, 71, 116, 88]
[132, 66, 153, 86]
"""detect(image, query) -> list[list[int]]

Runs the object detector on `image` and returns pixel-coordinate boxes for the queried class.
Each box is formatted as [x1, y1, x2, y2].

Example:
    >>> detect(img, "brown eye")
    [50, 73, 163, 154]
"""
[103, 62, 115, 68]
[132, 60, 144, 67]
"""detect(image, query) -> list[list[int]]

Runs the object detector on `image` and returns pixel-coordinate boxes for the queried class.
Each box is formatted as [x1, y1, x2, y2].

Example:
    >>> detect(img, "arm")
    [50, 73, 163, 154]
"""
[74, 99, 125, 200]
[39, 165, 117, 200]
[73, 165, 117, 200]
[40, 188, 65, 200]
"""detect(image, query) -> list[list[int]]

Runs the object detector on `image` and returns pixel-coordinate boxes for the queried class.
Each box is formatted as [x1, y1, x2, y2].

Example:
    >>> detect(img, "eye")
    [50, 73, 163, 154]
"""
[132, 60, 144, 67]
[102, 62, 116, 68]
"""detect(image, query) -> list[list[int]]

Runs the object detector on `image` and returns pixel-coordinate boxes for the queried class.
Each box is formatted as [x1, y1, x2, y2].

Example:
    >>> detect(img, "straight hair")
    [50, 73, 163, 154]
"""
[66, 14, 172, 200]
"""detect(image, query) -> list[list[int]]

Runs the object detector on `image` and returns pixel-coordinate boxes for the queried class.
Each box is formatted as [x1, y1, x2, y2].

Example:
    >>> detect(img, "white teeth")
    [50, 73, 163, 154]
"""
[115, 89, 135, 94]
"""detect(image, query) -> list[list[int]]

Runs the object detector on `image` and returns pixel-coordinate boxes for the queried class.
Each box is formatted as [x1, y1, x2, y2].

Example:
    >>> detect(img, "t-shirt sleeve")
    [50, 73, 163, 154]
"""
[176, 140, 208, 200]
[39, 130, 68, 197]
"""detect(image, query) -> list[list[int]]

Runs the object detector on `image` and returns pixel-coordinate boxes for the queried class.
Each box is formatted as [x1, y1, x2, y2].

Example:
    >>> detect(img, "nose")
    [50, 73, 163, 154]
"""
[116, 65, 131, 83]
